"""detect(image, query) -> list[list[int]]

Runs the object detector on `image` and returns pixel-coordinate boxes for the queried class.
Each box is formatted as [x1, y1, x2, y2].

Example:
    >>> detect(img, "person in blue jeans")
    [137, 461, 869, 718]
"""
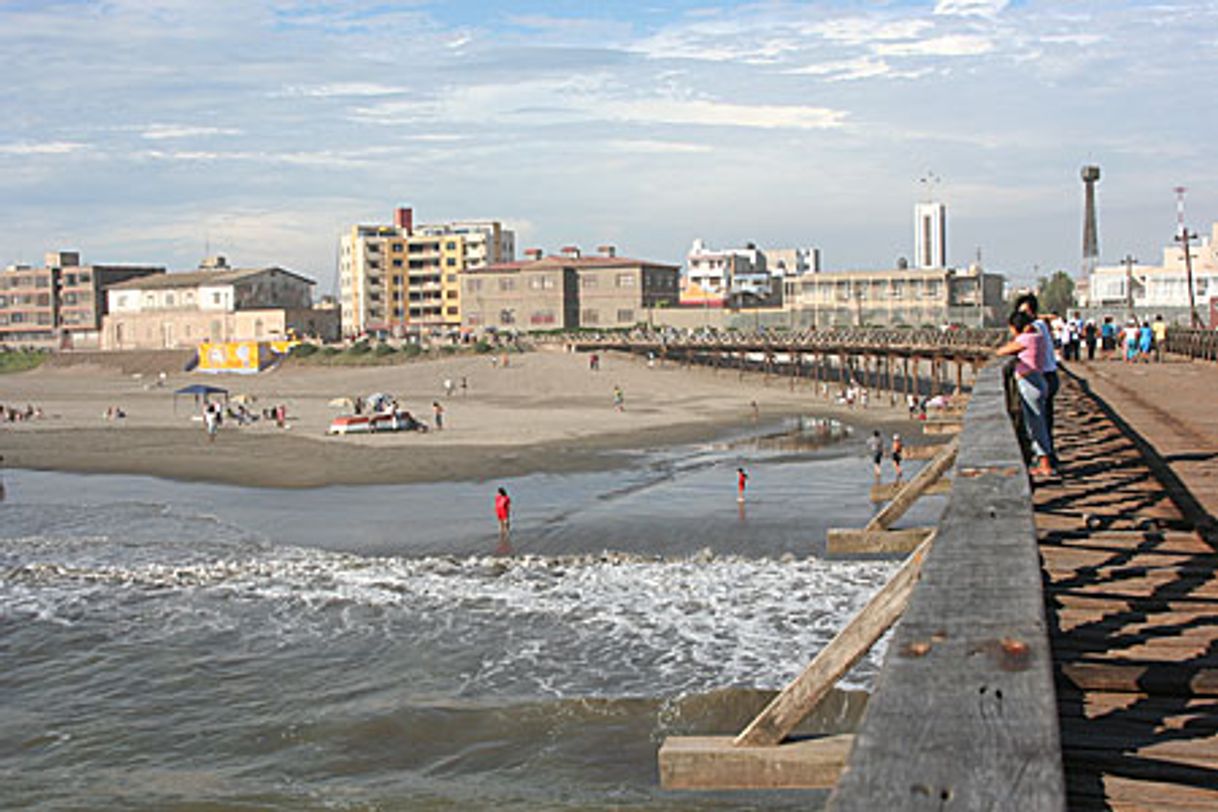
[1014, 294, 1059, 469]
[998, 310, 1055, 478]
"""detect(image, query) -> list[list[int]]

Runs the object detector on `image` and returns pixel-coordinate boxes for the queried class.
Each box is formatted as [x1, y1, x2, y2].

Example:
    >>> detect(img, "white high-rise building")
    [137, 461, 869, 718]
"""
[915, 202, 947, 269]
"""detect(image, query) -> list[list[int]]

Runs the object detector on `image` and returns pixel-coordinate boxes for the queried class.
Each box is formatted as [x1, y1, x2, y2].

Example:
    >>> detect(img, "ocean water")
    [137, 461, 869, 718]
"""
[0, 425, 941, 810]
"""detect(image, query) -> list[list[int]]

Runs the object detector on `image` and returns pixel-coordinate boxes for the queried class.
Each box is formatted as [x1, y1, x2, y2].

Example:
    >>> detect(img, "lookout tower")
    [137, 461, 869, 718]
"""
[1081, 165, 1101, 277]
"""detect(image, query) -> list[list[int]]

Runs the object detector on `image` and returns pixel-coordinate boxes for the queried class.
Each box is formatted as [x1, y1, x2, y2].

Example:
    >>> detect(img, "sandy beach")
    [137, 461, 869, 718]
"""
[0, 347, 912, 487]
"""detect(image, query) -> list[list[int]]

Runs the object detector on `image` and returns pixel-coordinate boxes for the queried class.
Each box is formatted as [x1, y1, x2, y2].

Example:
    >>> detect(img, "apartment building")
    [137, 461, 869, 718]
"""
[0, 251, 163, 348]
[339, 207, 515, 337]
[681, 239, 769, 306]
[461, 246, 680, 332]
[783, 264, 1005, 328]
[102, 257, 336, 350]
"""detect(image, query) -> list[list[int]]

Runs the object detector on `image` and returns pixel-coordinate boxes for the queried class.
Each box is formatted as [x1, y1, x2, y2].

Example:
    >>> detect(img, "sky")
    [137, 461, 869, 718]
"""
[2, 0, 1217, 293]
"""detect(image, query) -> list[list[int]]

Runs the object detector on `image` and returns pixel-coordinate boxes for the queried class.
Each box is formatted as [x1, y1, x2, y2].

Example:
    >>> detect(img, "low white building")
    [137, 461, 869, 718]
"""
[102, 258, 336, 349]
[1086, 222, 1218, 320]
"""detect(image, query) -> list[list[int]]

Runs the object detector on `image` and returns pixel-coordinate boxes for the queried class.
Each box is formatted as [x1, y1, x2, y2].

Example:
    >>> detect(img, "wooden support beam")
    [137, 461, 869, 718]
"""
[827, 527, 936, 554]
[870, 479, 952, 503]
[922, 418, 963, 435]
[865, 438, 958, 532]
[659, 734, 853, 790]
[903, 443, 946, 460]
[733, 534, 934, 747]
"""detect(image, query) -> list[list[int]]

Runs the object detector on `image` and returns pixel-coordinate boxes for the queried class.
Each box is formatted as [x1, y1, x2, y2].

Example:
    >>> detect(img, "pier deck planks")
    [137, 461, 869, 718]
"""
[1037, 366, 1218, 810]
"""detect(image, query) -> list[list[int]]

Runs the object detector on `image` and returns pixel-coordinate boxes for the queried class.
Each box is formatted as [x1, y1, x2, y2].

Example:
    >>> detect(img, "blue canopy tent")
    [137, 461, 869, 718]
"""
[173, 383, 228, 414]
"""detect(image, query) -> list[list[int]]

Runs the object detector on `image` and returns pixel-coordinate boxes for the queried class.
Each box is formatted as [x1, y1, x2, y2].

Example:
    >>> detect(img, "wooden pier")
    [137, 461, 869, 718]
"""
[658, 346, 1218, 810]
[562, 327, 1004, 403]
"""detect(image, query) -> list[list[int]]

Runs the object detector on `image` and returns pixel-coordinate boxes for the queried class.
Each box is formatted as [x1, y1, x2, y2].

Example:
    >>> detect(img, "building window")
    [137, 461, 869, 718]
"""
[165, 293, 175, 306]
[213, 292, 222, 305]
[581, 276, 598, 289]
[446, 241, 457, 251]
[581, 308, 599, 324]
[616, 273, 636, 288]
[446, 274, 457, 284]
[445, 290, 457, 299]
[393, 259, 403, 268]
[530, 311, 556, 325]
[498, 278, 515, 292]
[617, 309, 634, 323]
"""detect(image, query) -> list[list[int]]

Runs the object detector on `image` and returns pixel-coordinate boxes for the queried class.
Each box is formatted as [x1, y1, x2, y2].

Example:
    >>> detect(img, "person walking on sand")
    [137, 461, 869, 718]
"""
[432, 401, 444, 430]
[867, 430, 884, 479]
[737, 467, 749, 502]
[203, 402, 219, 443]
[891, 433, 904, 481]
[495, 487, 511, 546]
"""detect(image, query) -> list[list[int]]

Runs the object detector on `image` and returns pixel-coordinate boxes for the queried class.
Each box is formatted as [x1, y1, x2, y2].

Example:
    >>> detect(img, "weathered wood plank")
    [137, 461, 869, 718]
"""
[864, 438, 958, 532]
[1059, 662, 1218, 696]
[921, 419, 962, 435]
[830, 361, 1066, 811]
[734, 535, 933, 747]
[659, 734, 852, 790]
[902, 443, 946, 461]
[870, 479, 952, 502]
[826, 527, 935, 555]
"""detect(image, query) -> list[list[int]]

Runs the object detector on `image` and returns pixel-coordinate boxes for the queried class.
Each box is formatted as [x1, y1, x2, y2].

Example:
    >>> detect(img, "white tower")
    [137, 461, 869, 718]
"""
[915, 201, 947, 269]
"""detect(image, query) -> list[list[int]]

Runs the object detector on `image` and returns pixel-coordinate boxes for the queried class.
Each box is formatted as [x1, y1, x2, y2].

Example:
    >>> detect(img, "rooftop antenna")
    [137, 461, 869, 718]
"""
[918, 170, 941, 201]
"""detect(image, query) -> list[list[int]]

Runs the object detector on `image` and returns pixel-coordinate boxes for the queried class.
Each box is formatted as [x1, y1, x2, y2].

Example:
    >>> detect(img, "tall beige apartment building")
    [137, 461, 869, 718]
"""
[339, 207, 515, 337]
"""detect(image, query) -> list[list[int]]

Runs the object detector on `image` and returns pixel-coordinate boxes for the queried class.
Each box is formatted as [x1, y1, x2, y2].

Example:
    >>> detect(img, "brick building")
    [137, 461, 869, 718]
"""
[0, 251, 163, 348]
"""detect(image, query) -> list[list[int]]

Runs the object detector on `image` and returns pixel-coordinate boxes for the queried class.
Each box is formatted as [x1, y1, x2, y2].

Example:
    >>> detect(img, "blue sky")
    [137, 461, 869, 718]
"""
[1, 0, 1216, 292]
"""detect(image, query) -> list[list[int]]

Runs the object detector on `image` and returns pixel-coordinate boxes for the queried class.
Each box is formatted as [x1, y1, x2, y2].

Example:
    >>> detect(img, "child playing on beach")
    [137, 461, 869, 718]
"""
[736, 467, 749, 502]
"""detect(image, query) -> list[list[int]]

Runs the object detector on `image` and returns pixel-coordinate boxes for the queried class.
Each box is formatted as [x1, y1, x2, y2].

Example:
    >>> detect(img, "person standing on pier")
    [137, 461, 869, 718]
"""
[1015, 294, 1059, 469]
[998, 310, 1055, 478]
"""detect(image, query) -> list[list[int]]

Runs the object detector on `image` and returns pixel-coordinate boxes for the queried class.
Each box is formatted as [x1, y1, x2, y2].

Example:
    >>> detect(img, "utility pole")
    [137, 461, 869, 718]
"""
[1175, 186, 1201, 328]
[1122, 254, 1137, 321]
[1177, 229, 1201, 327]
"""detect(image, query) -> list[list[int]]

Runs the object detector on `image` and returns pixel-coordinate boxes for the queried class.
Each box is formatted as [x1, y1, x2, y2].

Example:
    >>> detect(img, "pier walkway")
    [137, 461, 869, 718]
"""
[1037, 359, 1218, 810]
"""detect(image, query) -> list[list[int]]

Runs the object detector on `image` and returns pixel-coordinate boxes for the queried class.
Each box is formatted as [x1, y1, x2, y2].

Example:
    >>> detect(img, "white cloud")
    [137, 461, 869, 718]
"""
[805, 18, 934, 46]
[276, 83, 410, 99]
[604, 139, 713, 154]
[934, 0, 1010, 17]
[0, 142, 88, 156]
[141, 125, 242, 140]
[1040, 33, 1105, 47]
[600, 98, 846, 130]
[876, 35, 996, 57]
[786, 56, 927, 82]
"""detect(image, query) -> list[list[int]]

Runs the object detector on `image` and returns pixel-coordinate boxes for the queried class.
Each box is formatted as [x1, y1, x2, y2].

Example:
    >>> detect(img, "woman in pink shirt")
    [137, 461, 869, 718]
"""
[997, 310, 1055, 477]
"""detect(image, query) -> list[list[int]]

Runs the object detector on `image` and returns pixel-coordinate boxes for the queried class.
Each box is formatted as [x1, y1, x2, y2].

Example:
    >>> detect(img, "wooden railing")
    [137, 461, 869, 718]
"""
[1165, 326, 1218, 361]
[544, 326, 1007, 357]
[829, 360, 1066, 809]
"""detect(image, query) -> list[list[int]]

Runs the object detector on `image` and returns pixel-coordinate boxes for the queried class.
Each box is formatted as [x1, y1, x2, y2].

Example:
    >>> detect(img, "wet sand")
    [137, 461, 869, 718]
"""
[1, 347, 913, 487]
